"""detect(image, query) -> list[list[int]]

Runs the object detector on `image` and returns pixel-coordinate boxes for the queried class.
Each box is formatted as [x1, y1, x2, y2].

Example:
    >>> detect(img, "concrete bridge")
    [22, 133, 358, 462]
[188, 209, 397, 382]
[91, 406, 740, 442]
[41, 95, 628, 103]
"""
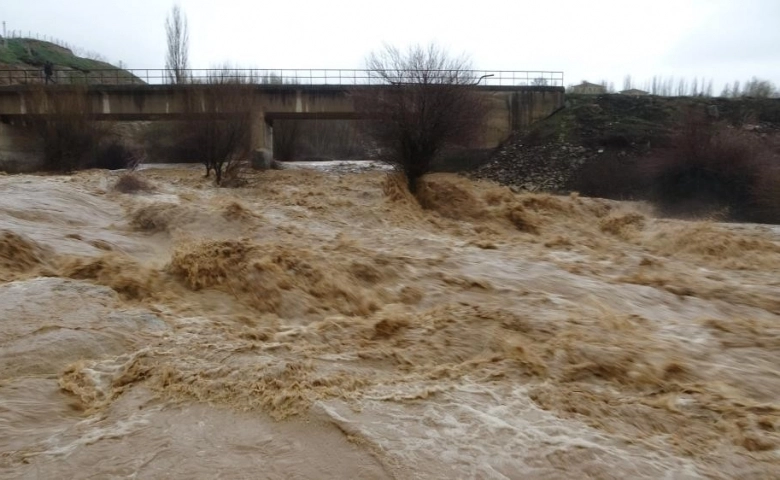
[0, 83, 564, 160]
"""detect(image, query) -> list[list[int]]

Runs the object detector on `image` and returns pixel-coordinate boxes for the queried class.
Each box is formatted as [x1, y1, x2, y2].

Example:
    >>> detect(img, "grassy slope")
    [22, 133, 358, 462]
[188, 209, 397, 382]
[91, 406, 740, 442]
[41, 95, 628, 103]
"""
[0, 38, 140, 83]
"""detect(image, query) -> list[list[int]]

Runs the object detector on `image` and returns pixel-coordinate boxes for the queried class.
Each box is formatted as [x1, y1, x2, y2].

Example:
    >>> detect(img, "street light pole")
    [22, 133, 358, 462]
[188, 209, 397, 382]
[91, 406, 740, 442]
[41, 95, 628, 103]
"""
[475, 74, 494, 86]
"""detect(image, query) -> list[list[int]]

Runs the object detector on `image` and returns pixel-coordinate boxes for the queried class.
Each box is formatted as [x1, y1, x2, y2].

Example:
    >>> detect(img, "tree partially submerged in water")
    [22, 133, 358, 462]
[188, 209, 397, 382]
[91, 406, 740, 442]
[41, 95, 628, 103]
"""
[180, 81, 253, 186]
[355, 44, 489, 195]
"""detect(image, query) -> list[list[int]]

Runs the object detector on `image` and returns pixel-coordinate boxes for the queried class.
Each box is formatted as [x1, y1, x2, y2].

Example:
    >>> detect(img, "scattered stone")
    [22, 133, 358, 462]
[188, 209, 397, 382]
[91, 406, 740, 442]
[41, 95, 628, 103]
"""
[470, 140, 596, 192]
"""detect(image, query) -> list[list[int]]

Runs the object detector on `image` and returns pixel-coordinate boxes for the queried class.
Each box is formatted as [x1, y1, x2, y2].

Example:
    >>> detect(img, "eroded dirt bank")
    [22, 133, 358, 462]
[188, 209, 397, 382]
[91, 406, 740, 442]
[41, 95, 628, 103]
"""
[1, 165, 779, 479]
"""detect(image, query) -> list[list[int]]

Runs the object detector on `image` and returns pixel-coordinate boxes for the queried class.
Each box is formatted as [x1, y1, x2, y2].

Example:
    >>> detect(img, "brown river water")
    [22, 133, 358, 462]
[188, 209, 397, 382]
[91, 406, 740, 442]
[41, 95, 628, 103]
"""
[1, 163, 779, 479]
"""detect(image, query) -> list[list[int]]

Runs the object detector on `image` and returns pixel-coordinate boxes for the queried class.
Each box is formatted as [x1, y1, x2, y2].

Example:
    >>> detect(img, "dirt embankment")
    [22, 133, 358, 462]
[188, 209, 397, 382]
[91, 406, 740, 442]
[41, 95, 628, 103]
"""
[473, 94, 780, 197]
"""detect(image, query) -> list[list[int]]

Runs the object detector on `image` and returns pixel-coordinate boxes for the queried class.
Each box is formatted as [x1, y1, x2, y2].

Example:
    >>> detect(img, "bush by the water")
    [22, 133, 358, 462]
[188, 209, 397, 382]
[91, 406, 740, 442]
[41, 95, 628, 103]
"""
[113, 172, 154, 193]
[4, 87, 138, 173]
[646, 113, 780, 222]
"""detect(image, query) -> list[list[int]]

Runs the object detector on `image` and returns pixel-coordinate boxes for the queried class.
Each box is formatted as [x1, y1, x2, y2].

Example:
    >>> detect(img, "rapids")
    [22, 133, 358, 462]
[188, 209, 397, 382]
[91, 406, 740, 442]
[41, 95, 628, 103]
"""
[1, 164, 779, 478]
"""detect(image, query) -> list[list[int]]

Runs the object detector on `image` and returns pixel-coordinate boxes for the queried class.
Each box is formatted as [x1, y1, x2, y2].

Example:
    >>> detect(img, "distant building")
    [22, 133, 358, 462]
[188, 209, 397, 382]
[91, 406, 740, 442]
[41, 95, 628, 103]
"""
[568, 81, 607, 95]
[619, 88, 649, 96]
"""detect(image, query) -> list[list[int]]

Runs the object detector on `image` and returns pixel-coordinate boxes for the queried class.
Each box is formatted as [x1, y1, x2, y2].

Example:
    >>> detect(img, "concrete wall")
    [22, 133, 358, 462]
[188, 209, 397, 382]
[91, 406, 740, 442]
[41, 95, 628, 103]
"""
[483, 87, 565, 146]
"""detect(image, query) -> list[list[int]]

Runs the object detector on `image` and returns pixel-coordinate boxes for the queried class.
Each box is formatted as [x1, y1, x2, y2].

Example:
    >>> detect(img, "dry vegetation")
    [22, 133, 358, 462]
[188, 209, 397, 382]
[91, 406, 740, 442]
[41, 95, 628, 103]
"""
[646, 111, 780, 222]
[113, 172, 155, 193]
[568, 109, 780, 224]
[355, 44, 489, 195]
[26, 86, 106, 172]
[178, 83, 253, 186]
[5, 86, 140, 173]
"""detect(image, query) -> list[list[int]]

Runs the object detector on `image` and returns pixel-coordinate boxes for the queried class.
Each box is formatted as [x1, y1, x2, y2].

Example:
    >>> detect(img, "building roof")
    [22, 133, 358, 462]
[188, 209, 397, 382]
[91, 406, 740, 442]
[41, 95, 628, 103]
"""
[573, 81, 605, 88]
[620, 88, 649, 94]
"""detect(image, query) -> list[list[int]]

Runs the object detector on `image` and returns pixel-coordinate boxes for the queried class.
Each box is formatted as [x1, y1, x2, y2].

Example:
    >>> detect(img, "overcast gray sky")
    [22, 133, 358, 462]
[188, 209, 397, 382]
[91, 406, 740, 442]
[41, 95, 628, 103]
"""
[4, 0, 779, 91]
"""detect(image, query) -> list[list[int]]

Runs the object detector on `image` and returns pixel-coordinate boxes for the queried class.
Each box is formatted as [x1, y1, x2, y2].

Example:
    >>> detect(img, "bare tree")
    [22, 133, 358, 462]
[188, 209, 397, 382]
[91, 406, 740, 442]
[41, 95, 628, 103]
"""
[677, 78, 688, 96]
[177, 70, 255, 185]
[623, 75, 632, 91]
[743, 77, 776, 98]
[532, 77, 548, 86]
[355, 44, 489, 195]
[165, 5, 189, 84]
[664, 77, 675, 97]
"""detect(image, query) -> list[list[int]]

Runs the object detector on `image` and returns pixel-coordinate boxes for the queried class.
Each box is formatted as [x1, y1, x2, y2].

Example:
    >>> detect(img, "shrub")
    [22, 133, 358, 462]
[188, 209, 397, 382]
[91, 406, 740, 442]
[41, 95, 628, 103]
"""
[220, 158, 250, 187]
[113, 172, 154, 193]
[645, 111, 779, 221]
[752, 166, 780, 223]
[23, 87, 140, 172]
[26, 86, 108, 172]
[567, 153, 648, 200]
[90, 137, 143, 170]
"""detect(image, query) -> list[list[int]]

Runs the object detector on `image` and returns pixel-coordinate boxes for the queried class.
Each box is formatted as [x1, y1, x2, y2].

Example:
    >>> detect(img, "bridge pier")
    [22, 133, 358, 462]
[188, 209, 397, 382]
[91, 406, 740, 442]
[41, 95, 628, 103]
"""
[250, 111, 274, 168]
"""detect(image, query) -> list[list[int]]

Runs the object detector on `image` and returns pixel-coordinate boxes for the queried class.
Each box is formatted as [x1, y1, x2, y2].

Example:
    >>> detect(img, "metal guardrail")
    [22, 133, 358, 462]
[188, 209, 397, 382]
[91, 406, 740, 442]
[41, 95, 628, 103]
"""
[0, 68, 564, 87]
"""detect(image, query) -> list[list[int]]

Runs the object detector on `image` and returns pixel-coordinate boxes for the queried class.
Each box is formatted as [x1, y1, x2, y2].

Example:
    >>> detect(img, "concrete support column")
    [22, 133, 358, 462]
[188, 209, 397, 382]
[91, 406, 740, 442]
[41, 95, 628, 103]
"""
[250, 111, 273, 168]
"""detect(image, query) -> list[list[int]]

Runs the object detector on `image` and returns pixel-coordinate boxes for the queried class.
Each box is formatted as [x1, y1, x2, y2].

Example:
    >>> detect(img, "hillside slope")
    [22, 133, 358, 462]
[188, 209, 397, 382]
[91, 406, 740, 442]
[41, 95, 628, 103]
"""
[474, 94, 780, 193]
[0, 38, 140, 85]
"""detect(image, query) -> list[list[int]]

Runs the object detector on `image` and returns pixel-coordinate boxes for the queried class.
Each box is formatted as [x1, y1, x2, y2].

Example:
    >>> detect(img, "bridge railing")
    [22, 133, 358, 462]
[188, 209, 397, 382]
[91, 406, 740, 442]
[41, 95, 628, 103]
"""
[0, 68, 564, 87]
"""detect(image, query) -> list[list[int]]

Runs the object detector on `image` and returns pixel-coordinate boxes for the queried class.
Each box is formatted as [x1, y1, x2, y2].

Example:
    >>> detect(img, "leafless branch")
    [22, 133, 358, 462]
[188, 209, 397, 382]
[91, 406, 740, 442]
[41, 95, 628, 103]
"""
[165, 5, 189, 84]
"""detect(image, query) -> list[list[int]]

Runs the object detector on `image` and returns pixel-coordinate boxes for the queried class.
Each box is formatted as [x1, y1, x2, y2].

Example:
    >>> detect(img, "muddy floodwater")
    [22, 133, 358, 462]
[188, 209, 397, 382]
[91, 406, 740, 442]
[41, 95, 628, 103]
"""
[1, 164, 779, 479]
